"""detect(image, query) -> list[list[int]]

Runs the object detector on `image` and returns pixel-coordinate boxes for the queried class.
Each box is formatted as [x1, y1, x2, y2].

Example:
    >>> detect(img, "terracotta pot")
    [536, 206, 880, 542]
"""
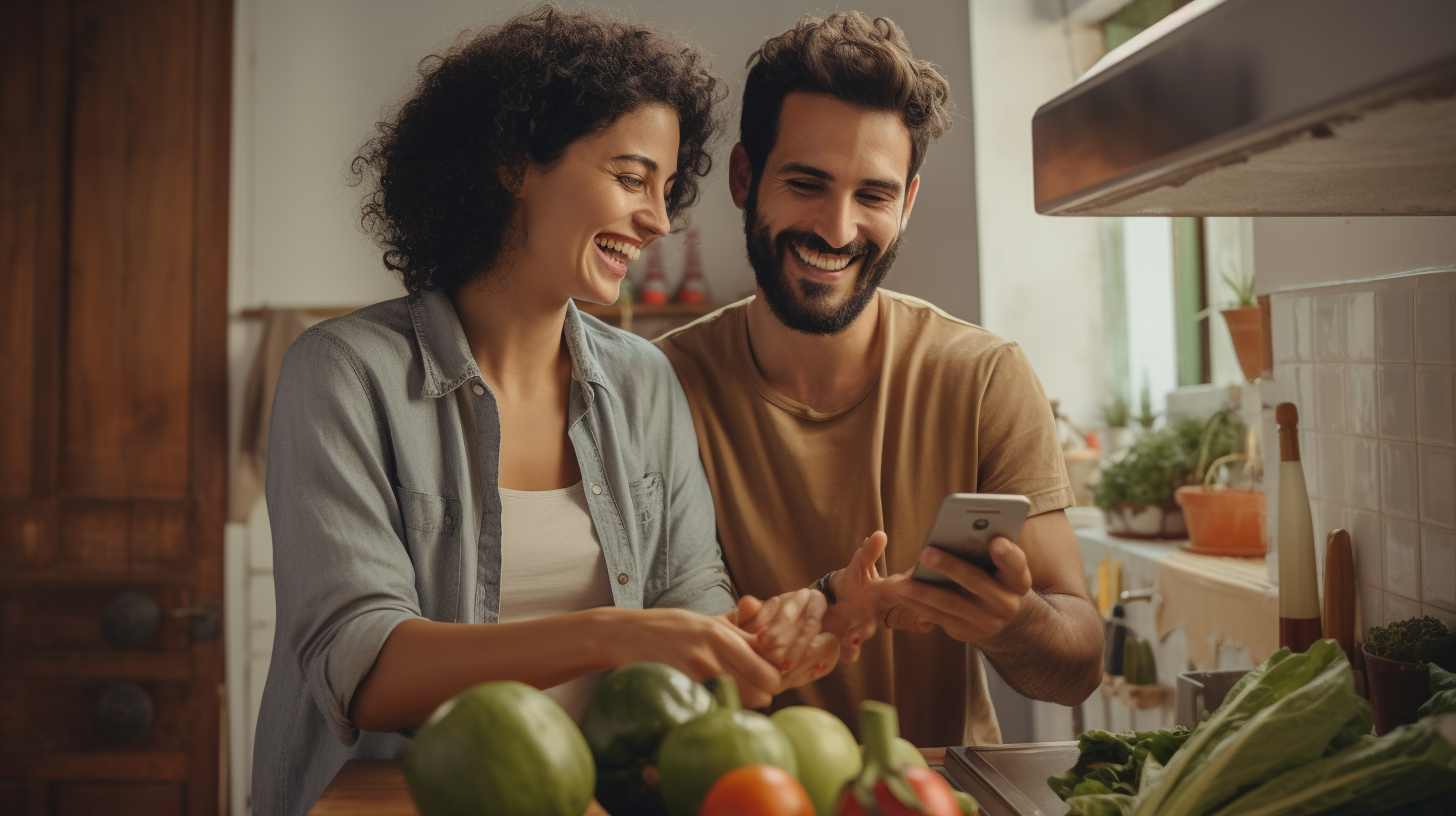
[1175, 486, 1267, 555]
[1105, 503, 1186, 539]
[1222, 307, 1264, 382]
[1363, 646, 1431, 735]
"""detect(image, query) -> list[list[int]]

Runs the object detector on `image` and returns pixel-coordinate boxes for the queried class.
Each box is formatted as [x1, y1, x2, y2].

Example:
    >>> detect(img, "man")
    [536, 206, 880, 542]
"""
[655, 12, 1103, 747]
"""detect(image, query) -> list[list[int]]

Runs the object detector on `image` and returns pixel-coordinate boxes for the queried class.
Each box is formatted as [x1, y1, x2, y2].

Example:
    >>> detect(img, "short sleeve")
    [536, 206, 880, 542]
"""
[975, 343, 1076, 516]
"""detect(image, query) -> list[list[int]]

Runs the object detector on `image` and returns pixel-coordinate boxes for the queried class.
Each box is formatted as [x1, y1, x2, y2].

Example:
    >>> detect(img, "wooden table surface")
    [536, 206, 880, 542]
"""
[308, 749, 948, 815]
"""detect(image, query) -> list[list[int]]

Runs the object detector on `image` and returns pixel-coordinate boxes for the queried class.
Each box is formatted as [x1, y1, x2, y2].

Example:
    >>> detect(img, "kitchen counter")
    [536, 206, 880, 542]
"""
[307, 750, 950, 815]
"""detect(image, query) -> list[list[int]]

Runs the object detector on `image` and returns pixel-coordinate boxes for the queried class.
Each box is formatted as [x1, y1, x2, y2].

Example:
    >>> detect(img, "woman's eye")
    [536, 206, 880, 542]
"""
[617, 175, 644, 190]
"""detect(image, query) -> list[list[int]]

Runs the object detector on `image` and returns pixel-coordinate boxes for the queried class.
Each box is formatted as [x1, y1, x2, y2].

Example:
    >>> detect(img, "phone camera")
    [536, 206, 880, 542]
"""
[973, 518, 990, 530]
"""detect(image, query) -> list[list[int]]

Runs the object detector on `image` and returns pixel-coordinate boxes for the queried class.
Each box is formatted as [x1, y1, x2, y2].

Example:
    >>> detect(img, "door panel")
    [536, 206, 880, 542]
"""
[0, 0, 230, 813]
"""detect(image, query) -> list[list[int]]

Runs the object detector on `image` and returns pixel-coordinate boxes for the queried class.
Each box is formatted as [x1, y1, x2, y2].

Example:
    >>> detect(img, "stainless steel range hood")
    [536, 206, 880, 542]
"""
[1032, 0, 1456, 217]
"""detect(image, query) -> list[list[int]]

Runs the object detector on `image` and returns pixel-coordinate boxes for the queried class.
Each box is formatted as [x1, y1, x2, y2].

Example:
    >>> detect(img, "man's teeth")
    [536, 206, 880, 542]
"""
[594, 237, 641, 262]
[794, 245, 853, 272]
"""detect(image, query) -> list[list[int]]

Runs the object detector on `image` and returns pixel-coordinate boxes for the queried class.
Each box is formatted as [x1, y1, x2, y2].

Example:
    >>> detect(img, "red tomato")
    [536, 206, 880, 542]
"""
[699, 764, 816, 816]
[835, 766, 961, 816]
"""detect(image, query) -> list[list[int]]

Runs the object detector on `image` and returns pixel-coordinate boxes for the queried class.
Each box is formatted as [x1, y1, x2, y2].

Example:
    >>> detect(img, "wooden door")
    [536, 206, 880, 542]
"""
[0, 0, 231, 813]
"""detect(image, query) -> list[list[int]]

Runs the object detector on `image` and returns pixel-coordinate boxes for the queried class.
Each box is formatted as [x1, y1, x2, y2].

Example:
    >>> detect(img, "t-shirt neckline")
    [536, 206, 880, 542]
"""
[734, 293, 888, 422]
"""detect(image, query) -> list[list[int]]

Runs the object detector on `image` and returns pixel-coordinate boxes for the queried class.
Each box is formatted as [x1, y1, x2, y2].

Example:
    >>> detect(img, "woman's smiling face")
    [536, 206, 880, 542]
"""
[509, 103, 680, 306]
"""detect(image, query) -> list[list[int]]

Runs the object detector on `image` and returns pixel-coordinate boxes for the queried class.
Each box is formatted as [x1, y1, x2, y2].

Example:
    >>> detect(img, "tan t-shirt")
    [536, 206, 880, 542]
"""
[655, 290, 1074, 747]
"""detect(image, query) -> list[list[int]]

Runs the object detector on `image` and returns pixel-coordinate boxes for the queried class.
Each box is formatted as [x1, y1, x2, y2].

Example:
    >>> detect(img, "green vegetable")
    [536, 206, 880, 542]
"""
[1067, 794, 1137, 816]
[771, 706, 862, 816]
[1131, 639, 1363, 816]
[1094, 415, 1241, 512]
[859, 737, 930, 771]
[1205, 715, 1456, 816]
[656, 675, 798, 816]
[404, 681, 594, 816]
[1418, 663, 1456, 719]
[952, 790, 980, 816]
[1366, 616, 1456, 667]
[1047, 728, 1191, 802]
[580, 662, 715, 816]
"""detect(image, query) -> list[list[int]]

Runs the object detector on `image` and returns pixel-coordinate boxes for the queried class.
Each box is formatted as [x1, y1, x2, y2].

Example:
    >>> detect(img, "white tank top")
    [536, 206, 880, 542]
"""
[497, 482, 615, 720]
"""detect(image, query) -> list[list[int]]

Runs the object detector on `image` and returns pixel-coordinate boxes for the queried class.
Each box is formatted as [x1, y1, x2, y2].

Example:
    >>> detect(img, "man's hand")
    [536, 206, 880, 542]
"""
[890, 535, 1034, 644]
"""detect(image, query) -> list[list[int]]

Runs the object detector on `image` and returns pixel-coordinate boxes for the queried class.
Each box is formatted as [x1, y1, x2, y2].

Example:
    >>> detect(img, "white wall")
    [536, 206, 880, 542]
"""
[226, 2, 976, 810]
[971, 0, 1106, 427]
[1254, 216, 1456, 294]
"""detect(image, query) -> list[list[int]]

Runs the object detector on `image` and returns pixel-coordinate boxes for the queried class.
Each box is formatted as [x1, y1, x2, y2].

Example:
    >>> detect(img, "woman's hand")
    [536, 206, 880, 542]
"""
[608, 607, 783, 708]
[734, 593, 839, 692]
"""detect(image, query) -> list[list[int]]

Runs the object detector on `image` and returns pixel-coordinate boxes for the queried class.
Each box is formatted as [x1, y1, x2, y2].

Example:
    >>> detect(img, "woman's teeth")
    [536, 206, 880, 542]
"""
[794, 244, 853, 272]
[594, 237, 640, 262]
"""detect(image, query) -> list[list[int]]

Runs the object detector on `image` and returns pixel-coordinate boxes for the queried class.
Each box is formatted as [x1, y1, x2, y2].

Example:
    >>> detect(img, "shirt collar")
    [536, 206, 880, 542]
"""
[407, 288, 607, 399]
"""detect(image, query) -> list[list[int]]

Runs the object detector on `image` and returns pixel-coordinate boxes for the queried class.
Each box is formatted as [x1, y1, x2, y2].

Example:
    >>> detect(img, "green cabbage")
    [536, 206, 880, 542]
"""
[1205, 714, 1456, 816]
[1417, 663, 1456, 719]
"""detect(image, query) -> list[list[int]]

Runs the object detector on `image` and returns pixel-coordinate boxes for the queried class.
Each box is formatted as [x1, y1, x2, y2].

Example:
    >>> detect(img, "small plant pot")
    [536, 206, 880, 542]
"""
[1363, 646, 1431, 735]
[1175, 486, 1267, 556]
[1222, 307, 1264, 383]
[1105, 503, 1186, 539]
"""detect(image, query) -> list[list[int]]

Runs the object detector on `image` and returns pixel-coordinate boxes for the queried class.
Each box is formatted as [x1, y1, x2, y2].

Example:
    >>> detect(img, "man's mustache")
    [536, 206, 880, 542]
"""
[775, 228, 878, 260]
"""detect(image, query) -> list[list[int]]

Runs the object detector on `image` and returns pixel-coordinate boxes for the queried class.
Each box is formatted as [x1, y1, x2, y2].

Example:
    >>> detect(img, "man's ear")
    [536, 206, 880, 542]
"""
[728, 143, 752, 211]
[900, 174, 921, 230]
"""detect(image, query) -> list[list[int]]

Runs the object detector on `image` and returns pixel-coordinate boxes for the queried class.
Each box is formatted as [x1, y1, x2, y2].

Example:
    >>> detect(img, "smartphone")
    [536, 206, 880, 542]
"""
[910, 493, 1031, 589]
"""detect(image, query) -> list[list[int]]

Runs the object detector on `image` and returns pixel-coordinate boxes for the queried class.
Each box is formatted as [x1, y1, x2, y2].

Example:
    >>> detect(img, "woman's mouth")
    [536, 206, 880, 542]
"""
[593, 235, 640, 277]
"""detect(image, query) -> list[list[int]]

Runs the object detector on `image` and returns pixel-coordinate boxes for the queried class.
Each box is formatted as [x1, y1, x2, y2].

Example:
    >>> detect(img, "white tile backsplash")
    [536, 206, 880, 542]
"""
[1346, 436, 1380, 511]
[1379, 441, 1419, 520]
[1424, 526, 1456, 611]
[1375, 283, 1413, 363]
[1346, 363, 1378, 436]
[1271, 270, 1455, 637]
[1419, 446, 1456, 529]
[1314, 294, 1345, 362]
[1414, 280, 1456, 364]
[1378, 364, 1416, 441]
[1384, 517, 1419, 601]
[1346, 292, 1376, 362]
[1315, 364, 1346, 432]
[1415, 366, 1456, 447]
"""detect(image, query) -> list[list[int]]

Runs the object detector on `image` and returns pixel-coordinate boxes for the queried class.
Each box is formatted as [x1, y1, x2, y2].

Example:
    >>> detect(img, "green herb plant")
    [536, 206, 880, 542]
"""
[1134, 381, 1158, 431]
[1101, 393, 1131, 430]
[1366, 616, 1456, 669]
[1093, 415, 1240, 512]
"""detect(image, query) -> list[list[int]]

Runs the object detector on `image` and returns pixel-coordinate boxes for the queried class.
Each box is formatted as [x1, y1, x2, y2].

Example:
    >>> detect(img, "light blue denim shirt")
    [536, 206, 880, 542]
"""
[251, 289, 733, 816]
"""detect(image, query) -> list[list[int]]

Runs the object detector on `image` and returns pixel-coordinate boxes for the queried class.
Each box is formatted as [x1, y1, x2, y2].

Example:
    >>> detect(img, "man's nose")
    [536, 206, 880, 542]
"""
[814, 194, 858, 250]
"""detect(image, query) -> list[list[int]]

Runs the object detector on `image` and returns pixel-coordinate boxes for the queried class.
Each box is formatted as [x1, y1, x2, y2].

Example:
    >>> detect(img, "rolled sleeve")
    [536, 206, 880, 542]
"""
[266, 330, 425, 747]
[647, 367, 735, 616]
[976, 343, 1076, 516]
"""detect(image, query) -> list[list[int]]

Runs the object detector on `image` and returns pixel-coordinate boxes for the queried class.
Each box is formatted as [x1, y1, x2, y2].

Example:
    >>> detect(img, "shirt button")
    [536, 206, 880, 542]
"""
[591, 484, 602, 495]
[443, 516, 452, 527]
[617, 573, 629, 585]
[472, 384, 485, 396]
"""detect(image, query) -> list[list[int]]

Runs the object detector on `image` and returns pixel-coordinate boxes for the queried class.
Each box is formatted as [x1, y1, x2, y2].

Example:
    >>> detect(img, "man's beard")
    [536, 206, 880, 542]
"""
[744, 194, 901, 336]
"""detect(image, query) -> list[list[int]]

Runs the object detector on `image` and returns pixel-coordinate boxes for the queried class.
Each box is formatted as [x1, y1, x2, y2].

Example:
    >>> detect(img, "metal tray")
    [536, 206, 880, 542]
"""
[944, 742, 1080, 816]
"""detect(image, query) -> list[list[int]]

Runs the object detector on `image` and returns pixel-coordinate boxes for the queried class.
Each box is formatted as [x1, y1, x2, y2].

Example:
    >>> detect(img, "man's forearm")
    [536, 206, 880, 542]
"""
[979, 590, 1103, 706]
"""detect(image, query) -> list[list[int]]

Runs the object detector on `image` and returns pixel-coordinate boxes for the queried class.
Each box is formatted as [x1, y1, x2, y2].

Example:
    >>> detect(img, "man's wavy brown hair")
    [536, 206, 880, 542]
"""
[740, 12, 952, 184]
[352, 5, 723, 294]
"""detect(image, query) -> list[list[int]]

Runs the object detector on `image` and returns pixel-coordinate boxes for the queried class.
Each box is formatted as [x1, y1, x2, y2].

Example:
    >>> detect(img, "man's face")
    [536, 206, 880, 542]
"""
[734, 92, 919, 335]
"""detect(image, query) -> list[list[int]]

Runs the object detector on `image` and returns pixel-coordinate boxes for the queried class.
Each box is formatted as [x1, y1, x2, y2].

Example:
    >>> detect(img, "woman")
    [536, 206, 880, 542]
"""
[250, 8, 837, 815]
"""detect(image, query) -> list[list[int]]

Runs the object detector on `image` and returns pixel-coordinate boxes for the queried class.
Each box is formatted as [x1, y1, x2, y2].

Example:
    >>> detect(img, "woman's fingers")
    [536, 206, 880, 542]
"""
[779, 632, 840, 690]
[777, 590, 826, 673]
[733, 594, 765, 630]
[713, 622, 784, 694]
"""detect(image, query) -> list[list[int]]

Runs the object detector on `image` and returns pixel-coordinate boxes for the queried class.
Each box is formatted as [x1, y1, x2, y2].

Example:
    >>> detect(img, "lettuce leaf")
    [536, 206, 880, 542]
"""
[1417, 663, 1456, 719]
[1131, 639, 1362, 816]
[1205, 714, 1456, 816]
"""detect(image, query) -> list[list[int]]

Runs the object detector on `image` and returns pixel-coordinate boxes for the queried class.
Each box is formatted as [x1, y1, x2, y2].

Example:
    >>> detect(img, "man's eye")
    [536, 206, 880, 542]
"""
[617, 175, 645, 190]
[788, 180, 821, 192]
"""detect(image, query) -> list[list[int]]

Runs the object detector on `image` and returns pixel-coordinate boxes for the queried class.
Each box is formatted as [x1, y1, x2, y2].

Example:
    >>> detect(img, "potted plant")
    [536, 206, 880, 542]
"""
[1093, 417, 1214, 539]
[1363, 616, 1456, 734]
[1174, 410, 1265, 556]
[1217, 270, 1263, 382]
[1101, 393, 1134, 457]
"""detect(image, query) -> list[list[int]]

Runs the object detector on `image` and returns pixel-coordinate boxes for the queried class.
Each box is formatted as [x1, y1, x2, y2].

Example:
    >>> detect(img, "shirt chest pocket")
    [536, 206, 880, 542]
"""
[395, 486, 463, 622]
[629, 473, 668, 595]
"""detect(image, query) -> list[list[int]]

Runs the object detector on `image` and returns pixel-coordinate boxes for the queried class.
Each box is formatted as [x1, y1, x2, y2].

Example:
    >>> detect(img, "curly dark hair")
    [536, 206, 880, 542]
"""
[741, 12, 952, 184]
[352, 5, 723, 294]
